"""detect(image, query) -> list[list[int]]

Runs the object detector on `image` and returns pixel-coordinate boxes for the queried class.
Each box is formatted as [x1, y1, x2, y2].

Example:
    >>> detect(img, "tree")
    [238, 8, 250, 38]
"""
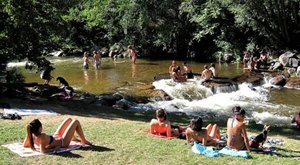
[227, 0, 300, 51]
[0, 0, 78, 70]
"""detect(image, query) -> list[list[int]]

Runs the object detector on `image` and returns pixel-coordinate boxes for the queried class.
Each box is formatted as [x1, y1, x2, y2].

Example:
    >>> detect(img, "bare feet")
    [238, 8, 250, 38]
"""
[81, 140, 92, 146]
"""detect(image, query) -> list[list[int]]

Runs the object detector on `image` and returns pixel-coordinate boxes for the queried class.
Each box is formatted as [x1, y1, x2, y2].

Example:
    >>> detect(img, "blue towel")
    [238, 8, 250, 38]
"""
[219, 147, 250, 158]
[192, 142, 220, 158]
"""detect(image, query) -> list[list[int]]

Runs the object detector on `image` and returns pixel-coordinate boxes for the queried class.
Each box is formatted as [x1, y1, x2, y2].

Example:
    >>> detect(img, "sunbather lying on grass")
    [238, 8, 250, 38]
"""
[23, 118, 92, 153]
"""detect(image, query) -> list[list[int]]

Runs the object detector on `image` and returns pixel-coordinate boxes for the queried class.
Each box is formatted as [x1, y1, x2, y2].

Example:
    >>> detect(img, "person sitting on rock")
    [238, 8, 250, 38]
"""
[209, 63, 217, 78]
[169, 60, 178, 75]
[243, 51, 252, 68]
[292, 112, 300, 127]
[171, 66, 187, 82]
[183, 62, 194, 79]
[201, 65, 212, 81]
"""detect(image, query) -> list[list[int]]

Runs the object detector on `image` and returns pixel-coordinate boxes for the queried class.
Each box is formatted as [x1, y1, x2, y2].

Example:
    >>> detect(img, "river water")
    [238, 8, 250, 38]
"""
[9, 57, 300, 126]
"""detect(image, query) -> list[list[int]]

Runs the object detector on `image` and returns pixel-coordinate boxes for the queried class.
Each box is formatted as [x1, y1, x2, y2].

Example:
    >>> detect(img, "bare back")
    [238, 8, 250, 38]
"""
[227, 118, 245, 150]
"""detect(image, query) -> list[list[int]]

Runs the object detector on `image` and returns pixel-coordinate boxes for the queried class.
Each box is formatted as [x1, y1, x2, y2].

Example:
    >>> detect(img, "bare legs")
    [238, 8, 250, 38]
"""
[54, 118, 92, 147]
[206, 124, 221, 139]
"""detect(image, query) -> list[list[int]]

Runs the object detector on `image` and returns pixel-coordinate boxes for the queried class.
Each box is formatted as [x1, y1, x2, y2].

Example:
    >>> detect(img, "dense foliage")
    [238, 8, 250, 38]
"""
[1, 0, 300, 72]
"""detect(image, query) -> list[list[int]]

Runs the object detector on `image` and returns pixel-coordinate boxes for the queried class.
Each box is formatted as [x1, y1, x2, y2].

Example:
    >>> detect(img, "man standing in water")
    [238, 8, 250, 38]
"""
[128, 45, 137, 64]
[93, 51, 101, 69]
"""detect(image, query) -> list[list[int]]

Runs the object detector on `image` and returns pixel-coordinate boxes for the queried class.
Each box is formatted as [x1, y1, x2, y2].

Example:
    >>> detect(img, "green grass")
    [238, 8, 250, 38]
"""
[0, 97, 300, 165]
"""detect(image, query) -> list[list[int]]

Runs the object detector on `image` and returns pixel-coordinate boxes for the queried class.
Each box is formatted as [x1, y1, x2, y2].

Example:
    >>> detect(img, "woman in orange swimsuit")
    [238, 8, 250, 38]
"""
[227, 106, 250, 151]
[23, 118, 92, 153]
[150, 108, 172, 137]
[186, 116, 221, 146]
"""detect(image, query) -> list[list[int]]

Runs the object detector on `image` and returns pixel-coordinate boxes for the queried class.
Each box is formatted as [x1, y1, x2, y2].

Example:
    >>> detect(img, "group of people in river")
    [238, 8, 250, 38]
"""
[150, 106, 251, 152]
[169, 60, 217, 83]
[243, 51, 269, 71]
[82, 50, 102, 70]
[82, 45, 138, 70]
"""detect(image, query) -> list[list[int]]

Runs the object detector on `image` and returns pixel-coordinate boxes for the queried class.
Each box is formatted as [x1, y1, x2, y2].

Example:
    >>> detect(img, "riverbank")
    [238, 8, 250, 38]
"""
[1, 95, 300, 164]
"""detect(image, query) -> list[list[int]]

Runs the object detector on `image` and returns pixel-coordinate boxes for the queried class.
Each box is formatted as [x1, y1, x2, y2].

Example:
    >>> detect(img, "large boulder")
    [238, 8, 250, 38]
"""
[278, 51, 297, 67]
[284, 78, 300, 89]
[270, 75, 287, 86]
[279, 51, 299, 68]
[233, 71, 264, 85]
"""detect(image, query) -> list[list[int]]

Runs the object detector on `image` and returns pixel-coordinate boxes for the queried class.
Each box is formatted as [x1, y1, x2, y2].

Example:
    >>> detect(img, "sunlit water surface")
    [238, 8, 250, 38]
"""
[9, 57, 300, 126]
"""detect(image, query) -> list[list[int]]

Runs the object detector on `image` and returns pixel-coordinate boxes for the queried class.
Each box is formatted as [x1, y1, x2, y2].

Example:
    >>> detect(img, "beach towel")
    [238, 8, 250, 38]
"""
[192, 142, 220, 158]
[219, 147, 250, 158]
[1, 141, 86, 157]
[4, 108, 58, 116]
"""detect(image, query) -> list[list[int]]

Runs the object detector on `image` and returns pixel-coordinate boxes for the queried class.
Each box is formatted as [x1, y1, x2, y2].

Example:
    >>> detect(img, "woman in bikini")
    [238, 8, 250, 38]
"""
[186, 116, 221, 146]
[227, 106, 250, 151]
[23, 118, 92, 153]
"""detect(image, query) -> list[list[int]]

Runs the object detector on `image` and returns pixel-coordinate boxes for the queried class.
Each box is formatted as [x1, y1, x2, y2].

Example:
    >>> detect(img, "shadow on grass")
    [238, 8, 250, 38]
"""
[53, 145, 114, 158]
[3, 97, 300, 143]
[270, 147, 300, 159]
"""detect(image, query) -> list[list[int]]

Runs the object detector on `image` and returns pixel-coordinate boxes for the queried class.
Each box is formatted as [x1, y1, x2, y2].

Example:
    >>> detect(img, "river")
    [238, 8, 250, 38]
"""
[8, 57, 300, 126]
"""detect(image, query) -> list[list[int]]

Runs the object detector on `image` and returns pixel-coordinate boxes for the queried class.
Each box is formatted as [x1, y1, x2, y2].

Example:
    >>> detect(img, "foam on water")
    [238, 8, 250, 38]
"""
[7, 58, 82, 68]
[136, 79, 297, 126]
[7, 61, 27, 67]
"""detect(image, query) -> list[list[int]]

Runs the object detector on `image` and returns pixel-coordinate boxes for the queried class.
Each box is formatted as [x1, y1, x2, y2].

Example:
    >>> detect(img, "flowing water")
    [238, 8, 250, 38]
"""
[8, 57, 300, 126]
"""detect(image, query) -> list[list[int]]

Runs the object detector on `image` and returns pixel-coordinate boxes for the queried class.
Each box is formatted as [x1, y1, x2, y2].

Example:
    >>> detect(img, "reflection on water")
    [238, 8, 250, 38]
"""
[131, 64, 136, 79]
[83, 69, 89, 85]
[14, 57, 300, 125]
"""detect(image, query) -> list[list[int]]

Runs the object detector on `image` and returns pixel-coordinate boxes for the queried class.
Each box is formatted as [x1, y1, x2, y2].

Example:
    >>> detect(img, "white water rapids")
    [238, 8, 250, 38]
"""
[135, 79, 298, 126]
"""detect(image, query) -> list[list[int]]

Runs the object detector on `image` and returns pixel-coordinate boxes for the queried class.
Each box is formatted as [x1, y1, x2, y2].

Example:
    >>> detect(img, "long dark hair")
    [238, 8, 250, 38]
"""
[156, 108, 167, 121]
[190, 116, 203, 132]
[232, 106, 246, 116]
[26, 119, 42, 151]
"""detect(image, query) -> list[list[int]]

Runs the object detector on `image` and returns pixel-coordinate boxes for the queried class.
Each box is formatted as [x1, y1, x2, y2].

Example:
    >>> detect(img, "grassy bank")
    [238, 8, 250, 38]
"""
[0, 97, 300, 165]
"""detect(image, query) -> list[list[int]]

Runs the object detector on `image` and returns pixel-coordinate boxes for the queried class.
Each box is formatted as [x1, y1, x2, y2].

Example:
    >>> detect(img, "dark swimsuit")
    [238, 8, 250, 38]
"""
[49, 135, 54, 144]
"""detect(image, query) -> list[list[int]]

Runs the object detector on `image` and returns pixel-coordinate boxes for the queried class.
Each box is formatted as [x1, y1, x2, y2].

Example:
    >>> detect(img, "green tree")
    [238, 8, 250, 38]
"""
[0, 0, 78, 70]
[227, 0, 300, 51]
